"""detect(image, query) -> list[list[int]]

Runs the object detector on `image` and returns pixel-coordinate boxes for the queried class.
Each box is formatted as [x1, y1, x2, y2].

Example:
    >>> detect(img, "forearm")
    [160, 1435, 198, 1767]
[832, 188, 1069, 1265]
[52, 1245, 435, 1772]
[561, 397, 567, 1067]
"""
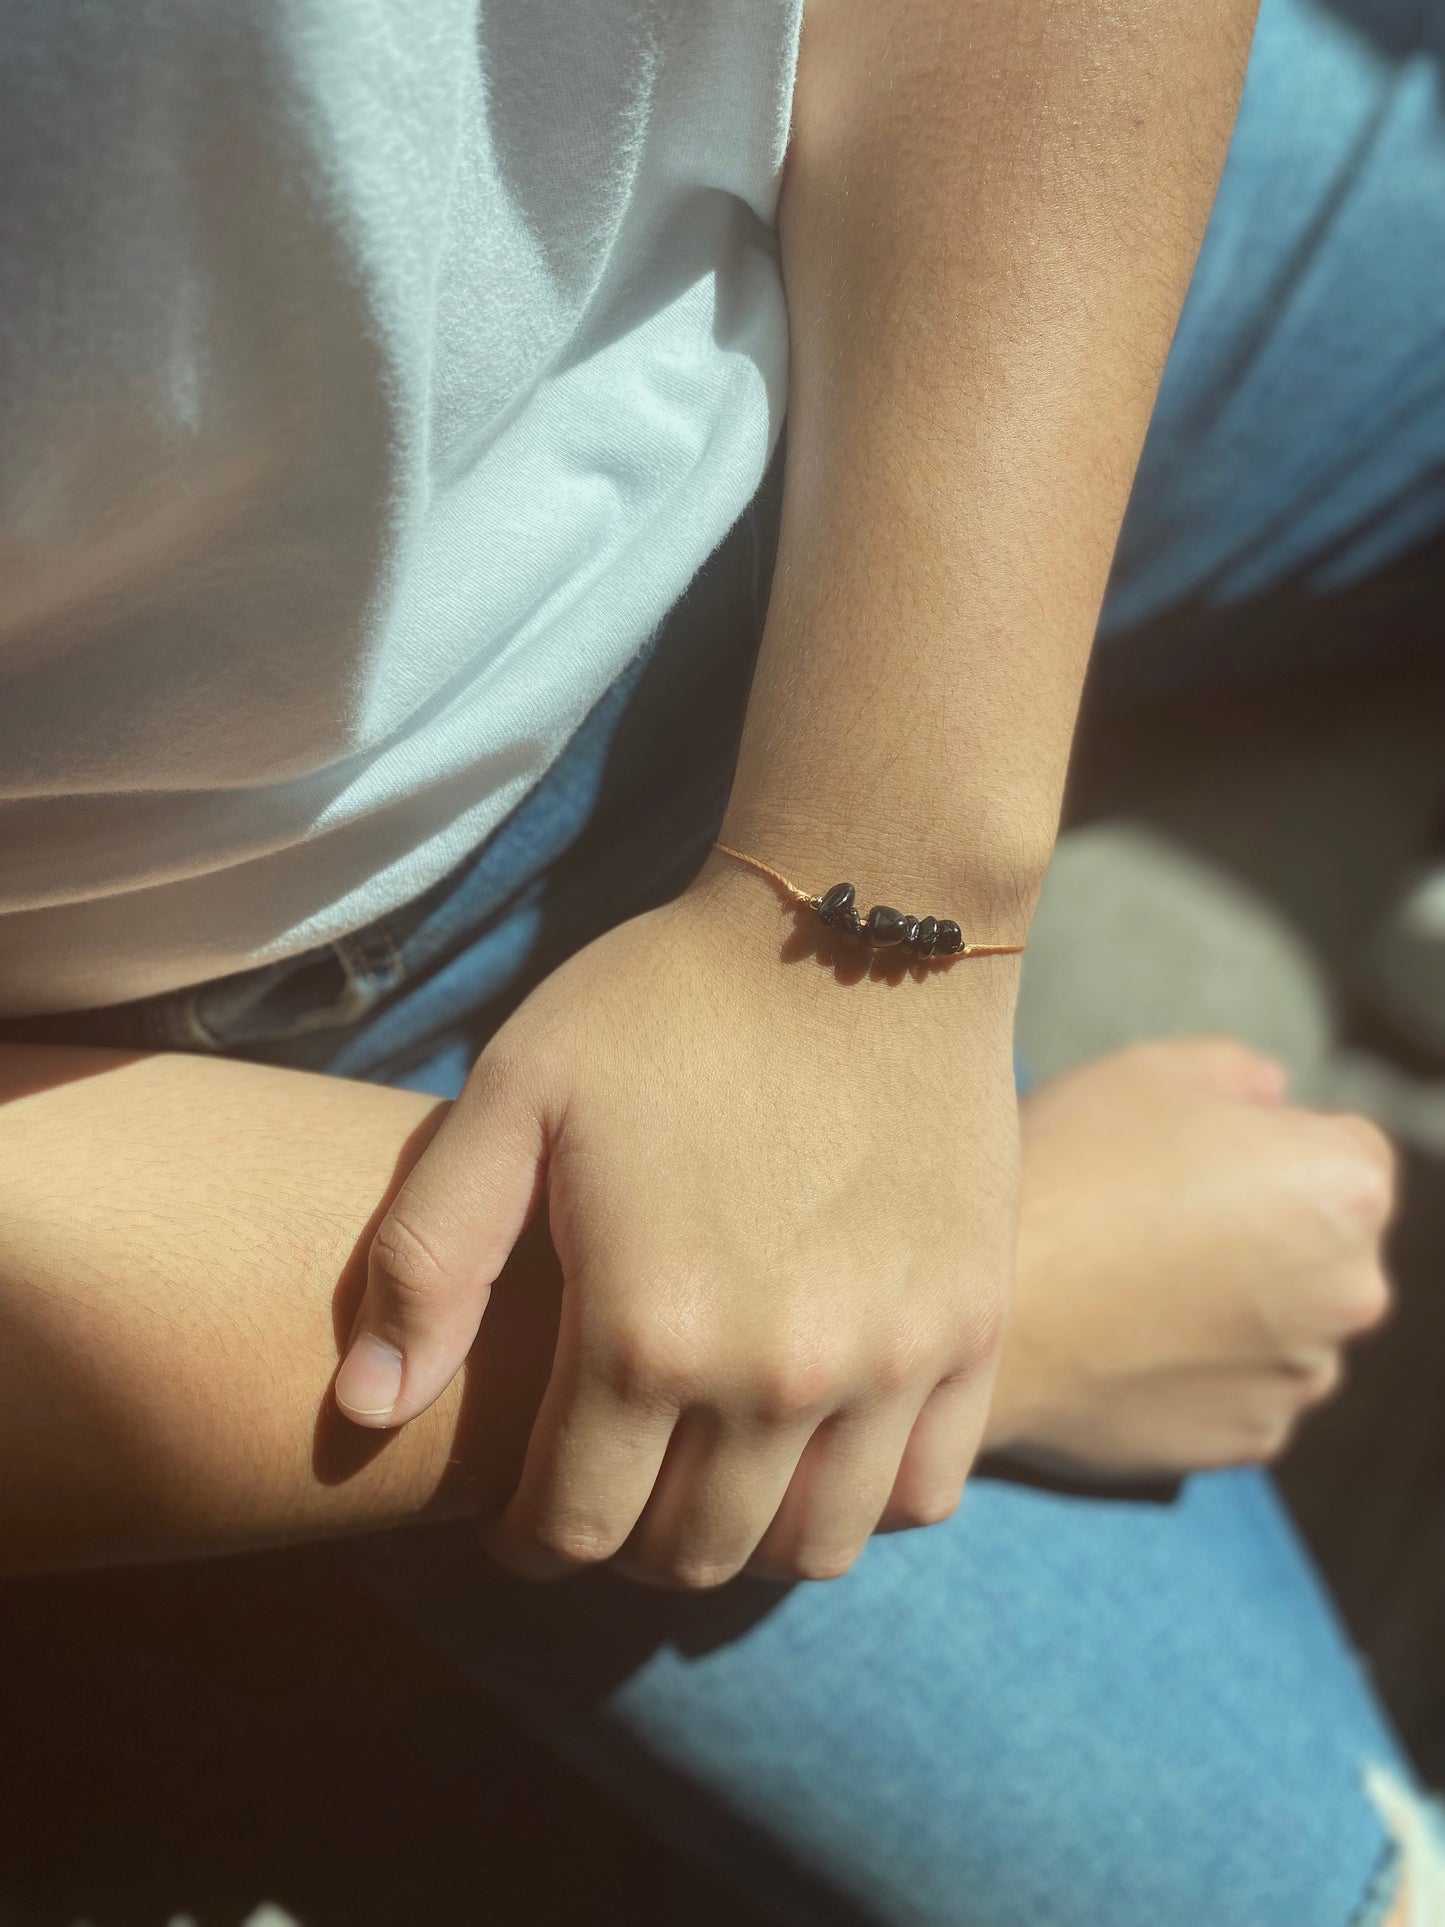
[0, 1047, 563, 1572]
[717, 0, 1257, 921]
[0, 1041, 1043, 1574]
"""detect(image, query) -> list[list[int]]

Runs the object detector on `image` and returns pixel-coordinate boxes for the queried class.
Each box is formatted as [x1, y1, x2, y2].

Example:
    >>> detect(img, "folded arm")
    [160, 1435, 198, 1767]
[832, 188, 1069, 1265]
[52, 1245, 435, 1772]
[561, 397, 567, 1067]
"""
[0, 1046, 561, 1571]
[0, 1034, 1389, 1573]
[0, 1043, 1042, 1574]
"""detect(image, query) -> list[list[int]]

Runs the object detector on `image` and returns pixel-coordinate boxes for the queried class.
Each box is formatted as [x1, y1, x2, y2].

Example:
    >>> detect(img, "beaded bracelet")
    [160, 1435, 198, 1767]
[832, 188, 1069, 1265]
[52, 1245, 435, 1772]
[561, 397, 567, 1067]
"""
[711, 841, 1026, 961]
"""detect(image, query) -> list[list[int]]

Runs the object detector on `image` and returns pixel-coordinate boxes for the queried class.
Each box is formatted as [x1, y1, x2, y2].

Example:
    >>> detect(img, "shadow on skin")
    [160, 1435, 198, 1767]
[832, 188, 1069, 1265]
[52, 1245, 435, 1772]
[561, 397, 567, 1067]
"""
[316, 1124, 563, 1504]
[0, 1041, 157, 1108]
[0, 1041, 1169, 1680]
[330, 1190, 799, 1689]
[0, 1055, 504, 1503]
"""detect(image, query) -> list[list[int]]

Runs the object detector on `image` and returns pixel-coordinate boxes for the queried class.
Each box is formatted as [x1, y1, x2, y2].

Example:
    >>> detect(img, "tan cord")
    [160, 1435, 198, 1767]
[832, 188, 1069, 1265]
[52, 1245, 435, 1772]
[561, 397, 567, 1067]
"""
[711, 840, 822, 907]
[710, 840, 1026, 957]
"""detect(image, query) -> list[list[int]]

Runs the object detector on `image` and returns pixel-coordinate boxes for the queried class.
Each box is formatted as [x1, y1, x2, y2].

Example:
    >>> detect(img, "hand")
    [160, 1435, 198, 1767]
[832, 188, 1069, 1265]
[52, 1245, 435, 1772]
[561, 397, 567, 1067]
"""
[334, 853, 1021, 1586]
[981, 1038, 1396, 1479]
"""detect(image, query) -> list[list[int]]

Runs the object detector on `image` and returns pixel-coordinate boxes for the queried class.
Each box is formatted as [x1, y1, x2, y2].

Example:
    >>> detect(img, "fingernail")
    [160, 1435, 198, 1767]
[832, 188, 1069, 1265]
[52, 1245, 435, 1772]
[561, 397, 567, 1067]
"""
[335, 1334, 404, 1422]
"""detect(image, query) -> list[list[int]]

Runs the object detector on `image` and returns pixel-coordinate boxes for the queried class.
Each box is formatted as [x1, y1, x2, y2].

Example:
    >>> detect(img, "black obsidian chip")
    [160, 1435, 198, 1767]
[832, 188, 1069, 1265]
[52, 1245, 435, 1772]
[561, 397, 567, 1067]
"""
[864, 904, 910, 946]
[816, 886, 965, 959]
[818, 881, 856, 924]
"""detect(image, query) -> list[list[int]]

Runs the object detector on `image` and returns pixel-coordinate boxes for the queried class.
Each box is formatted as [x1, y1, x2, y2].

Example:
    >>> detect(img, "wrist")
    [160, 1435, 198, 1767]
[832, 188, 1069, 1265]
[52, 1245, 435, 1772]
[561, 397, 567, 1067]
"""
[706, 814, 1049, 948]
[675, 848, 1025, 1048]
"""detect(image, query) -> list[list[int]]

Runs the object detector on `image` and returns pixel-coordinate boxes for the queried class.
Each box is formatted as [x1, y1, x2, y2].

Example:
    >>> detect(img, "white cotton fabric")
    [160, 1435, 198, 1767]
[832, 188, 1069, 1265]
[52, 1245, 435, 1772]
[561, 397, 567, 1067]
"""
[0, 0, 801, 1014]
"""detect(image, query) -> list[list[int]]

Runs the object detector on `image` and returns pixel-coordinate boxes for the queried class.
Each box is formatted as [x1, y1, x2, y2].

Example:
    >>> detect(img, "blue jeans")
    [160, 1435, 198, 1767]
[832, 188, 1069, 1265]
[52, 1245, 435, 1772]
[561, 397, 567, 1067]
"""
[6, 0, 1444, 1919]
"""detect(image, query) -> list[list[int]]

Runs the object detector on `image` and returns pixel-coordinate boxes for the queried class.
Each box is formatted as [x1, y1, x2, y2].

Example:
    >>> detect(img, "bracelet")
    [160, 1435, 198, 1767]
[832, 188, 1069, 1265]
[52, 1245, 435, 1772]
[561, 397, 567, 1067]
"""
[711, 841, 1026, 960]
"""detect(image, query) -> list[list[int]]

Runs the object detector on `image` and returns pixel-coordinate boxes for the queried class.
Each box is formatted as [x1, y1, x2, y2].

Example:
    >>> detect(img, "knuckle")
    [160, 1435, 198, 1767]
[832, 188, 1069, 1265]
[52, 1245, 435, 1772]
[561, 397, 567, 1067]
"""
[662, 1552, 744, 1592]
[1324, 1116, 1398, 1230]
[600, 1325, 697, 1409]
[631, 1533, 747, 1595]
[1293, 1351, 1345, 1407]
[791, 1542, 866, 1584]
[371, 1206, 453, 1307]
[1337, 1267, 1394, 1337]
[469, 1041, 528, 1102]
[529, 1515, 620, 1568]
[894, 1485, 963, 1530]
[1252, 1411, 1298, 1463]
[864, 1338, 916, 1403]
[1192, 1035, 1275, 1083]
[1262, 1424, 1298, 1464]
[752, 1350, 836, 1425]
[944, 1289, 1007, 1372]
[1219, 1407, 1296, 1467]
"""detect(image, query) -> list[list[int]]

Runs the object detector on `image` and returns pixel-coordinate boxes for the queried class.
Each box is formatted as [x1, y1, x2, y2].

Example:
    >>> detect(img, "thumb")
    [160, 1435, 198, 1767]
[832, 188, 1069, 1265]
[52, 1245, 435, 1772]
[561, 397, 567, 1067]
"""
[334, 1054, 548, 1428]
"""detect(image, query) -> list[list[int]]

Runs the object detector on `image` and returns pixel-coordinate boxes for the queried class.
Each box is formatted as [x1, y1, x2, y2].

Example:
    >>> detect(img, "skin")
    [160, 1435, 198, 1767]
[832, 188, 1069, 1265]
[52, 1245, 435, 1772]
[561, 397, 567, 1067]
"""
[0, 1034, 1394, 1575]
[336, 0, 1265, 1590]
[0, 1033, 1412, 1921]
[985, 1038, 1397, 1478]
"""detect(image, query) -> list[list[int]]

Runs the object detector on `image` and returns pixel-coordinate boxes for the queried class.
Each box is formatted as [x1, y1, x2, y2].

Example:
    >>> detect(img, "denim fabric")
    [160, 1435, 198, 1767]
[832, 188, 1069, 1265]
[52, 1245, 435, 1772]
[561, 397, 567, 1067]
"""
[1097, 0, 1445, 687]
[4, 0, 1442, 1918]
[361, 1470, 1413, 1927]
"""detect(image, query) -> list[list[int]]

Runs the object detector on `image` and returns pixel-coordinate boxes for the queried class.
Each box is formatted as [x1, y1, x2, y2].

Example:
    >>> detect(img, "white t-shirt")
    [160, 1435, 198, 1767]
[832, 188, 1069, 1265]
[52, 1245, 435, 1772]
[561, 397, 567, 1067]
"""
[0, 0, 801, 1015]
